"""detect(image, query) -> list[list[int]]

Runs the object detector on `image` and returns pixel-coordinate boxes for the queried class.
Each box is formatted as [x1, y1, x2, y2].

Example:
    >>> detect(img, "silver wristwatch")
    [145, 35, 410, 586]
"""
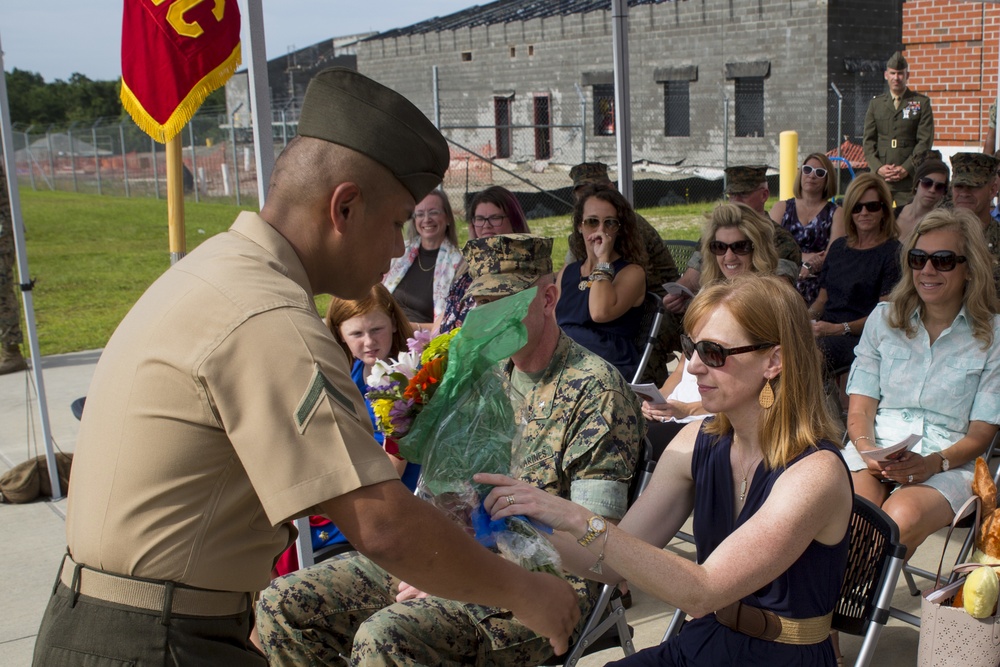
[939, 453, 950, 472]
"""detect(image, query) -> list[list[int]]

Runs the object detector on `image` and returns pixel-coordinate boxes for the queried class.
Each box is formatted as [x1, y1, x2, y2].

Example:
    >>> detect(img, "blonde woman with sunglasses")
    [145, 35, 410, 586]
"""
[557, 184, 649, 379]
[642, 203, 778, 453]
[845, 208, 1000, 562]
[769, 153, 842, 305]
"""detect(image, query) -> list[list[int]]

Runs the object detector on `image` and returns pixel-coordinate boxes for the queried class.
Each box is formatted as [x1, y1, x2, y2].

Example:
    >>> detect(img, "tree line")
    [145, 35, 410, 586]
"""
[5, 69, 226, 127]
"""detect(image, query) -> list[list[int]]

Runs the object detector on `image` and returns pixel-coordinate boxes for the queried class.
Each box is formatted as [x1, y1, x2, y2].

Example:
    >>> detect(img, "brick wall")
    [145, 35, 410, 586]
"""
[904, 0, 1000, 146]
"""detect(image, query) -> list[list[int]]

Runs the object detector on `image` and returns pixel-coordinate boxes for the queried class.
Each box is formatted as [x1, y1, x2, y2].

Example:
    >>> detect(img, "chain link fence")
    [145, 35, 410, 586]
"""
[10, 80, 865, 220]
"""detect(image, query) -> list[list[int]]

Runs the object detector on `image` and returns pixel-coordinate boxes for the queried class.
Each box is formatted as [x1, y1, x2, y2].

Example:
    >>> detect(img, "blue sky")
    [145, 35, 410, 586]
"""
[0, 1, 474, 82]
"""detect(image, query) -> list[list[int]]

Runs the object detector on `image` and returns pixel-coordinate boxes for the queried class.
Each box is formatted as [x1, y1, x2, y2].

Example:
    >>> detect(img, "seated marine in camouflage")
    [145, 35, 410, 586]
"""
[256, 234, 644, 666]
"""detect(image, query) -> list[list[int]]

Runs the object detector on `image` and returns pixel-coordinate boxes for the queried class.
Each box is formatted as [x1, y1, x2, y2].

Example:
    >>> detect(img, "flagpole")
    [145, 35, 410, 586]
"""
[0, 33, 62, 499]
[166, 135, 186, 263]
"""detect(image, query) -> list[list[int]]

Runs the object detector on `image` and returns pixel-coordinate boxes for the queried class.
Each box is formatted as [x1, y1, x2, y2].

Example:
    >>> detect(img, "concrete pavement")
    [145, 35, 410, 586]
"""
[0, 349, 957, 665]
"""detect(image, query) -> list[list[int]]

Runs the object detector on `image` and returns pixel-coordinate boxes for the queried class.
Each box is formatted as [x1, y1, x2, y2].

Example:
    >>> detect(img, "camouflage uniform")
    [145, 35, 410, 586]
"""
[256, 332, 642, 667]
[0, 158, 23, 350]
[983, 219, 1000, 298]
[951, 152, 1000, 297]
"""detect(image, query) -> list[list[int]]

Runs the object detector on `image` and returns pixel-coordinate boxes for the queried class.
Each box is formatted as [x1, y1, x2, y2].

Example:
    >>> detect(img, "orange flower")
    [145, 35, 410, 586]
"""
[403, 356, 446, 403]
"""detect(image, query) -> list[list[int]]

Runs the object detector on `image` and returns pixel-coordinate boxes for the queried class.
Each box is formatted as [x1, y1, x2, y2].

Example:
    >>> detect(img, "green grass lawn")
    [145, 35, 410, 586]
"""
[14, 189, 722, 356]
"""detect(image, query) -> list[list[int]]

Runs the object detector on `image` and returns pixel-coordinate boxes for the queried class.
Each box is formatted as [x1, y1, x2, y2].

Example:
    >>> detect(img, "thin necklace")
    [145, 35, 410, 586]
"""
[733, 435, 762, 504]
[416, 248, 436, 272]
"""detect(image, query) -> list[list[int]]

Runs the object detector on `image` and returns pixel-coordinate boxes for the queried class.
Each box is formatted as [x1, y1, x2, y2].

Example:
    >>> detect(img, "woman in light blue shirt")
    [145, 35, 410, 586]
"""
[844, 208, 1000, 560]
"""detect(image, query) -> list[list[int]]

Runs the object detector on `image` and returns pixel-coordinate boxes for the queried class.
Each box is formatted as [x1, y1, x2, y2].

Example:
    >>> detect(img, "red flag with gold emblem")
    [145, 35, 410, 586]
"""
[121, 0, 241, 143]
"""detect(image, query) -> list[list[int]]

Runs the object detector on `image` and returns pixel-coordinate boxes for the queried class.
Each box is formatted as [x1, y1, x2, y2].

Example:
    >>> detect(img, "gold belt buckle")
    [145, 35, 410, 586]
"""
[891, 139, 898, 149]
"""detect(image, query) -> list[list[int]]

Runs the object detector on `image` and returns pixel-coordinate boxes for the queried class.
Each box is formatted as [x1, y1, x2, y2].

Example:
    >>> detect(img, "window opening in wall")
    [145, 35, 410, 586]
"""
[534, 95, 552, 160]
[510, 46, 516, 58]
[663, 80, 690, 137]
[528, 45, 534, 56]
[461, 51, 472, 62]
[494, 96, 513, 159]
[735, 77, 764, 138]
[593, 84, 615, 136]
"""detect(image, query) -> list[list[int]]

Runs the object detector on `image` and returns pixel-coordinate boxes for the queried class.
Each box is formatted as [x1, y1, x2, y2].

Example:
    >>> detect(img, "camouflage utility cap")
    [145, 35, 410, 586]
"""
[725, 165, 767, 195]
[951, 153, 1000, 188]
[570, 162, 612, 188]
[464, 234, 553, 299]
[886, 51, 908, 70]
[297, 67, 449, 202]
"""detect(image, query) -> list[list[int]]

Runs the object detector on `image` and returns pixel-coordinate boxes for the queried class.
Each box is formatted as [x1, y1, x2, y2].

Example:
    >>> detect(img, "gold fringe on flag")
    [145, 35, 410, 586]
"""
[121, 43, 242, 144]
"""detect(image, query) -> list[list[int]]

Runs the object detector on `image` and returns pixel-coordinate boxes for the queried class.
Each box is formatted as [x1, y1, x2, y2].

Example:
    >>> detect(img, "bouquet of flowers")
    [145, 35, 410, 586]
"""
[366, 288, 562, 578]
[366, 327, 460, 458]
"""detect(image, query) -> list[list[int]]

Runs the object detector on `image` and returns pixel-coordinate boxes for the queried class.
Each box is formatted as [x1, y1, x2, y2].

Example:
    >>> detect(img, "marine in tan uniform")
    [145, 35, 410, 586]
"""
[256, 234, 643, 666]
[663, 165, 801, 316]
[950, 152, 1000, 296]
[567, 161, 681, 385]
[32, 69, 580, 667]
[863, 51, 935, 206]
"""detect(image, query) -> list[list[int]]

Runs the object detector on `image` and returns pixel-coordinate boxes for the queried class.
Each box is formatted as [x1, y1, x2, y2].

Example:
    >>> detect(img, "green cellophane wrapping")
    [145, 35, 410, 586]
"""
[398, 288, 535, 505]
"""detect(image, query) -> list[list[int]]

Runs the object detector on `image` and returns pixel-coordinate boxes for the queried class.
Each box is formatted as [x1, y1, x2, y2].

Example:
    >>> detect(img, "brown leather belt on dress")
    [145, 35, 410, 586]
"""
[59, 554, 249, 617]
[714, 600, 833, 645]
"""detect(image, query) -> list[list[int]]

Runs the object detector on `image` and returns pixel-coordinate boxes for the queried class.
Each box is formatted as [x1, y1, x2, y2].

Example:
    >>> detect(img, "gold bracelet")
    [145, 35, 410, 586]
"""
[589, 526, 610, 575]
[853, 435, 875, 447]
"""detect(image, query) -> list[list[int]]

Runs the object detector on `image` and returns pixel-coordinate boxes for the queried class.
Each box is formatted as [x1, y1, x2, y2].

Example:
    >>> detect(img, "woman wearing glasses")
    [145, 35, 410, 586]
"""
[808, 174, 901, 375]
[437, 185, 530, 332]
[895, 157, 950, 242]
[769, 153, 841, 305]
[844, 209, 1000, 561]
[556, 184, 648, 379]
[382, 189, 463, 330]
[642, 203, 777, 452]
[477, 274, 851, 666]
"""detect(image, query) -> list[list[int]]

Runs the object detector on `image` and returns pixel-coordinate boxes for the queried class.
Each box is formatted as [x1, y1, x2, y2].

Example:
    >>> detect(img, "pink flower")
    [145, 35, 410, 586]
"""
[407, 330, 433, 354]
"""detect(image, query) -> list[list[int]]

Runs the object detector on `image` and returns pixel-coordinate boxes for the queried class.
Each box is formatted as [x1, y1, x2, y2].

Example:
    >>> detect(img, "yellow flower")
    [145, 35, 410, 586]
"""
[421, 328, 460, 365]
[372, 399, 395, 430]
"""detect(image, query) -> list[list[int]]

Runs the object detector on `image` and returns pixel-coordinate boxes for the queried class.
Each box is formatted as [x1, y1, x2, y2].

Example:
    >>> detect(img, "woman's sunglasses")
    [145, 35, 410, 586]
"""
[708, 240, 754, 256]
[907, 249, 968, 272]
[918, 177, 948, 194]
[581, 217, 621, 232]
[851, 201, 886, 215]
[801, 165, 828, 178]
[680, 334, 776, 368]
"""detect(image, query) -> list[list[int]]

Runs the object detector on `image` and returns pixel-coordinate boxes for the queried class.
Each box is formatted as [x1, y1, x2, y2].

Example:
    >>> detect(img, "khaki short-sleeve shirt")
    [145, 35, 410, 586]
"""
[66, 212, 397, 592]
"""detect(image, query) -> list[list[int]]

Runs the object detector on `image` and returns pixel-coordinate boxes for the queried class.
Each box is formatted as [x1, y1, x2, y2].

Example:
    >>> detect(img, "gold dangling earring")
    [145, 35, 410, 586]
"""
[759, 378, 775, 409]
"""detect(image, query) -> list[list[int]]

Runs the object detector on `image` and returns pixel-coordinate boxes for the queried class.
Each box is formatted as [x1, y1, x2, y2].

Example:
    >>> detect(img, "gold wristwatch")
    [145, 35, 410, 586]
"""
[578, 515, 607, 547]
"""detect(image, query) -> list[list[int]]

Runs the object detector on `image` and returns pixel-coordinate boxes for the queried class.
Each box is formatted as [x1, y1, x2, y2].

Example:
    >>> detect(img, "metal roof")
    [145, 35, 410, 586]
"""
[367, 0, 676, 41]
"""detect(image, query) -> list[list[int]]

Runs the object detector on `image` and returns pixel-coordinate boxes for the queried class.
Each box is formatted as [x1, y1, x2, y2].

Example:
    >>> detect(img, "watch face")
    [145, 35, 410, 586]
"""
[591, 516, 607, 531]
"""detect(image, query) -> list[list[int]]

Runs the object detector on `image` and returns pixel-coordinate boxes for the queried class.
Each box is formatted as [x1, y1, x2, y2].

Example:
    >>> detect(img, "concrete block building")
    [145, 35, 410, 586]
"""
[354, 0, 904, 190]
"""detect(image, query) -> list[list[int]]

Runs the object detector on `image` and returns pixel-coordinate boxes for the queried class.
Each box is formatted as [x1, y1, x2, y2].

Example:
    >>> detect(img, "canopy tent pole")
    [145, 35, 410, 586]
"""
[0, 33, 62, 499]
[611, 0, 633, 205]
[242, 0, 274, 204]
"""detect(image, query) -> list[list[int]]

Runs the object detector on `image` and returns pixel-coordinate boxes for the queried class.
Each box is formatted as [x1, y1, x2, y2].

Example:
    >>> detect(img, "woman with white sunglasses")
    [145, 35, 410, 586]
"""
[556, 183, 648, 379]
[770, 153, 842, 305]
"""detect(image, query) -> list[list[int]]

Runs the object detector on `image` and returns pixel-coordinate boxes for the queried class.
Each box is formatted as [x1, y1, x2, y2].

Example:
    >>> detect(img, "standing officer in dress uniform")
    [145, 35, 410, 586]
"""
[32, 68, 580, 666]
[863, 51, 935, 206]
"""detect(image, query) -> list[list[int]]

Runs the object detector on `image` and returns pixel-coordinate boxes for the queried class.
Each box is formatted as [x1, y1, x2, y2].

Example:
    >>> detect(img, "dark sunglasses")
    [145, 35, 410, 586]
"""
[801, 165, 828, 178]
[680, 334, 776, 368]
[918, 177, 948, 194]
[581, 217, 621, 232]
[907, 249, 968, 272]
[851, 201, 886, 215]
[708, 240, 754, 256]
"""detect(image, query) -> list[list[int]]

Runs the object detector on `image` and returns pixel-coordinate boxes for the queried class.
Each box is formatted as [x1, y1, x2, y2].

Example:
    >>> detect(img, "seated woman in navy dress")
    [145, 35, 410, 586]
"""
[809, 173, 902, 375]
[479, 274, 853, 666]
[556, 184, 648, 379]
